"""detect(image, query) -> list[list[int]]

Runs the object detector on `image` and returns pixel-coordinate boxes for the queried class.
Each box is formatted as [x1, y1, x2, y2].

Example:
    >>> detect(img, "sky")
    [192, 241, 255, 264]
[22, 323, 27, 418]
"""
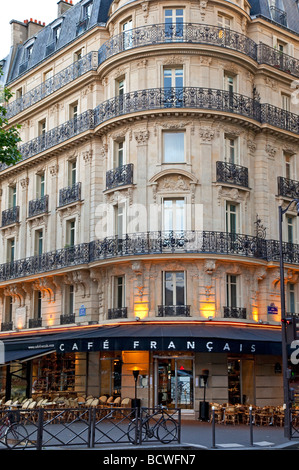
[0, 1, 69, 59]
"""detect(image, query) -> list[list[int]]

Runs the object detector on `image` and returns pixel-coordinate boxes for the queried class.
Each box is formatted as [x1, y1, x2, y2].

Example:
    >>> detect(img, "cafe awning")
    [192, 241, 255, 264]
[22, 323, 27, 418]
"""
[0, 322, 282, 362]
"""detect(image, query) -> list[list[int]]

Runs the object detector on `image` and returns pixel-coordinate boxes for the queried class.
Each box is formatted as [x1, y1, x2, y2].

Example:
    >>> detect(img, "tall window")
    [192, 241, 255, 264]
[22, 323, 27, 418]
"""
[66, 285, 74, 315]
[7, 238, 15, 263]
[114, 140, 125, 168]
[287, 283, 296, 314]
[68, 160, 77, 186]
[36, 172, 45, 198]
[224, 73, 236, 93]
[39, 119, 46, 136]
[163, 67, 183, 89]
[164, 8, 184, 37]
[163, 199, 185, 232]
[5, 296, 13, 323]
[224, 136, 238, 164]
[34, 290, 42, 320]
[286, 215, 295, 243]
[35, 229, 43, 255]
[115, 205, 125, 237]
[66, 219, 76, 247]
[282, 94, 290, 111]
[163, 131, 185, 163]
[226, 274, 239, 308]
[122, 19, 133, 49]
[226, 202, 238, 234]
[8, 185, 16, 209]
[163, 271, 185, 306]
[113, 276, 125, 308]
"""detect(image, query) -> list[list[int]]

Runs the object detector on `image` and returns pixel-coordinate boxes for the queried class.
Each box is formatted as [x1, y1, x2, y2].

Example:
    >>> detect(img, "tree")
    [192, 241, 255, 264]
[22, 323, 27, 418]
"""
[0, 72, 22, 166]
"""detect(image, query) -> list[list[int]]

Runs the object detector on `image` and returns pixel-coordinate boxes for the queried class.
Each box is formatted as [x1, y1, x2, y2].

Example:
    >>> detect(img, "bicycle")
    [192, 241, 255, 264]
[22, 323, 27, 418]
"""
[127, 406, 178, 444]
[0, 409, 29, 449]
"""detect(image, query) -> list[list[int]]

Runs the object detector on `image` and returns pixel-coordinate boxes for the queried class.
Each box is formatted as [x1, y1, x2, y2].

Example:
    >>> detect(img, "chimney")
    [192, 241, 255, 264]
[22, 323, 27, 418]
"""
[10, 20, 28, 47]
[27, 19, 45, 40]
[57, 0, 73, 17]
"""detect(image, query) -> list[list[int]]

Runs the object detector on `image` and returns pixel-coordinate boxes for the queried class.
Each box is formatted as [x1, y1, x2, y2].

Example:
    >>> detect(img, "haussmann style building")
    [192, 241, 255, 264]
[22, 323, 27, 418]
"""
[0, 0, 298, 417]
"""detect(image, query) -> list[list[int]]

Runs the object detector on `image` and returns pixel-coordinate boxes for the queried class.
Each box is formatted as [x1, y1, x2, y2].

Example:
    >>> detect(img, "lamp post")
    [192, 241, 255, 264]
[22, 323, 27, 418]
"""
[199, 369, 209, 421]
[132, 369, 140, 412]
[278, 199, 299, 439]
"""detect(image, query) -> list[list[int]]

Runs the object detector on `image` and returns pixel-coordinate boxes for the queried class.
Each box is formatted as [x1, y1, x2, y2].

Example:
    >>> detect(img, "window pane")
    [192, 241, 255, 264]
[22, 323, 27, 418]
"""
[164, 132, 184, 162]
[165, 272, 173, 305]
[176, 272, 185, 305]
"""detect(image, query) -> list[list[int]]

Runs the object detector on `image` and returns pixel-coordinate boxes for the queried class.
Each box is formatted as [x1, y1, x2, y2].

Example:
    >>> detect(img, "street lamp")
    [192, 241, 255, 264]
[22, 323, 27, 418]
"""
[132, 369, 140, 411]
[278, 199, 299, 439]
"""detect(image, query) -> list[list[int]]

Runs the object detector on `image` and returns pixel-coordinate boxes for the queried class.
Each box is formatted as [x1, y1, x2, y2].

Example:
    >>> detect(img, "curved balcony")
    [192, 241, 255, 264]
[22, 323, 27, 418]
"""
[1, 87, 299, 174]
[0, 230, 298, 282]
[98, 23, 257, 64]
[98, 23, 299, 79]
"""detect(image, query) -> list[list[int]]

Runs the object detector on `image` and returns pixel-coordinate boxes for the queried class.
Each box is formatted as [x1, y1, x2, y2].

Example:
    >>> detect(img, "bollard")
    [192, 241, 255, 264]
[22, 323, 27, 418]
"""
[211, 406, 216, 448]
[249, 406, 253, 446]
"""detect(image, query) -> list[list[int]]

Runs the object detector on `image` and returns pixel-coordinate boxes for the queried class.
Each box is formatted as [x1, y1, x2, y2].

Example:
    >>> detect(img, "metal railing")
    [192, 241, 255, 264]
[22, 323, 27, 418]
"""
[2, 230, 299, 282]
[107, 307, 128, 319]
[277, 176, 299, 199]
[106, 163, 134, 190]
[157, 305, 191, 317]
[223, 306, 247, 319]
[6, 52, 98, 119]
[99, 23, 257, 63]
[3, 87, 299, 173]
[28, 195, 49, 218]
[59, 182, 81, 207]
[0, 406, 180, 450]
[60, 314, 75, 325]
[216, 161, 249, 188]
[1, 206, 19, 227]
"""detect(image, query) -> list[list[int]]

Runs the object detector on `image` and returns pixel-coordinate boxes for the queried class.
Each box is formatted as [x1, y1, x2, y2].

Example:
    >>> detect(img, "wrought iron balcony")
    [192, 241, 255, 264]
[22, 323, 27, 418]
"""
[1, 321, 13, 331]
[223, 306, 247, 319]
[270, 6, 287, 26]
[106, 164, 134, 190]
[108, 307, 128, 319]
[98, 23, 257, 63]
[0, 243, 89, 282]
[28, 195, 49, 218]
[2, 231, 299, 282]
[60, 314, 75, 325]
[216, 161, 249, 188]
[157, 305, 191, 317]
[7, 52, 98, 119]
[277, 176, 299, 199]
[3, 87, 299, 174]
[2, 206, 19, 227]
[59, 182, 81, 207]
[257, 44, 299, 77]
[28, 318, 42, 328]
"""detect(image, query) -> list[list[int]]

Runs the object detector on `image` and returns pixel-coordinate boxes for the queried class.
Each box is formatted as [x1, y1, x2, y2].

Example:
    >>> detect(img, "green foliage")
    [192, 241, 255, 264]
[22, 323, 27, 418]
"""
[0, 72, 22, 166]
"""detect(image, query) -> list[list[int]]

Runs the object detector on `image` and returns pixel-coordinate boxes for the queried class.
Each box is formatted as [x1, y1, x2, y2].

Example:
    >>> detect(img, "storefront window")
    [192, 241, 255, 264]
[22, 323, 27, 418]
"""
[32, 352, 87, 394]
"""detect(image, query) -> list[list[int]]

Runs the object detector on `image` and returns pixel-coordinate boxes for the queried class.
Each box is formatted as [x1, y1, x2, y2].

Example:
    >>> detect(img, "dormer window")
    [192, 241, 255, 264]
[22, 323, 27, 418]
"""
[83, 1, 93, 19]
[53, 24, 61, 42]
[77, 1, 93, 35]
[26, 44, 33, 60]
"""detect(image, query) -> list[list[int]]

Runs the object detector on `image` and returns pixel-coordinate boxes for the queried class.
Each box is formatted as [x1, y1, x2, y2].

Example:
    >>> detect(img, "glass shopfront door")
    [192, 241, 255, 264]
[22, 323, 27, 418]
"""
[155, 357, 194, 409]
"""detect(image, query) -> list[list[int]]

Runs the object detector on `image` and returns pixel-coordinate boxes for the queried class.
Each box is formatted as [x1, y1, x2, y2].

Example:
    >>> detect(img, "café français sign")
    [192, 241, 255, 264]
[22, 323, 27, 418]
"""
[55, 337, 279, 355]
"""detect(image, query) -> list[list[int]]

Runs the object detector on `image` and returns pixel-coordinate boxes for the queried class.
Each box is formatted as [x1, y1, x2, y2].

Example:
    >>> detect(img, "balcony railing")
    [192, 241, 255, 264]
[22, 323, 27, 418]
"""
[257, 44, 299, 76]
[6, 52, 98, 119]
[269, 6, 287, 26]
[28, 318, 42, 328]
[2, 206, 19, 227]
[2, 231, 299, 282]
[157, 305, 191, 317]
[106, 164, 134, 190]
[3, 87, 299, 173]
[59, 182, 81, 207]
[99, 23, 257, 63]
[216, 161, 249, 188]
[277, 176, 299, 199]
[108, 307, 128, 319]
[223, 306, 247, 319]
[28, 195, 49, 218]
[1, 321, 13, 331]
[60, 314, 75, 325]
